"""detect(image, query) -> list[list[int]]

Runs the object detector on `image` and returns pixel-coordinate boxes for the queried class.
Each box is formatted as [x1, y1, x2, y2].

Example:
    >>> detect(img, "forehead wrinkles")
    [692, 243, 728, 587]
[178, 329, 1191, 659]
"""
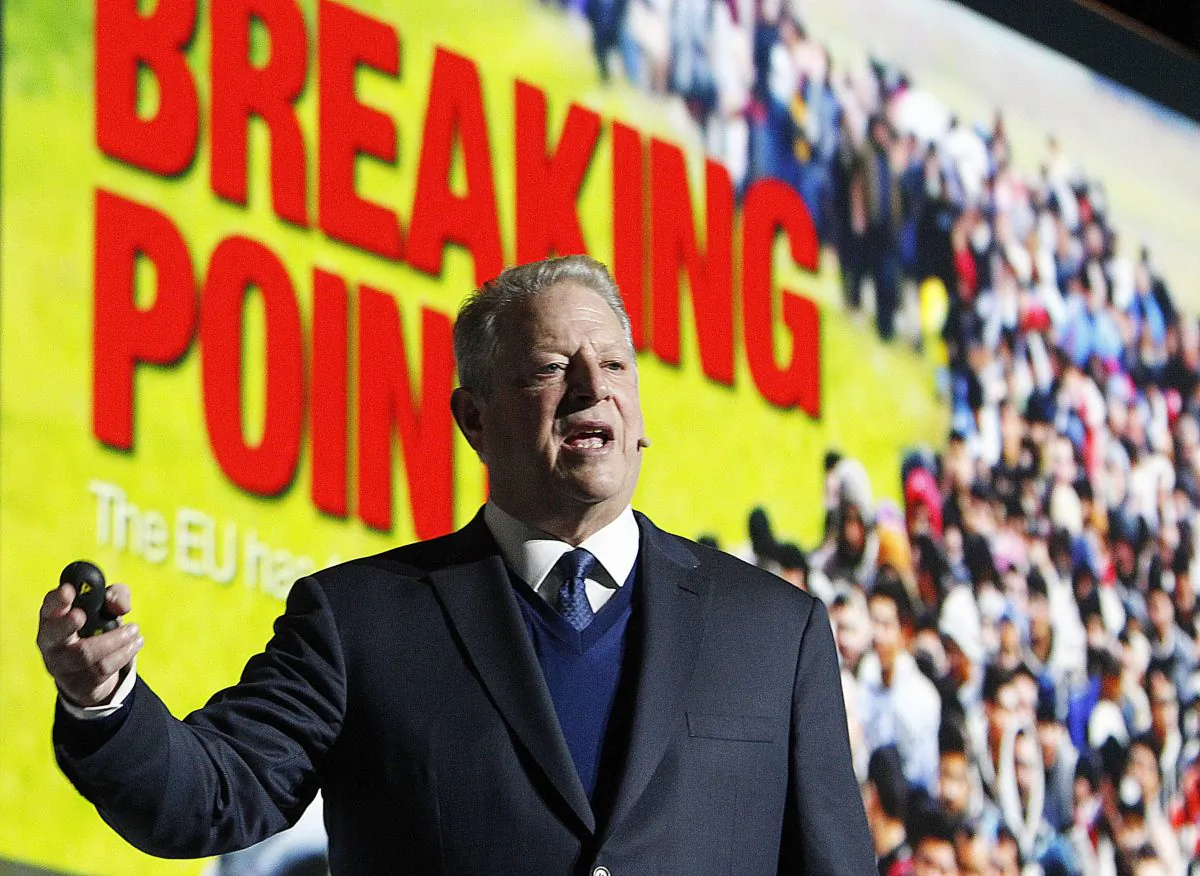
[502, 292, 631, 358]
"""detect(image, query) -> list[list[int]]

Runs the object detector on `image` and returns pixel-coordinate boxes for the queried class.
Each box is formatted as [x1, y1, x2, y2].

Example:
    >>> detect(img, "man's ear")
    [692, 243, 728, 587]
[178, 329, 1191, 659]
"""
[450, 387, 487, 461]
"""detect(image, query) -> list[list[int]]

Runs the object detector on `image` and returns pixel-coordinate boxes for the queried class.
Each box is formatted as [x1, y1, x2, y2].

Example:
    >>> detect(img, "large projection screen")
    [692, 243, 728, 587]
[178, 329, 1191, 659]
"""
[2, 0, 1198, 873]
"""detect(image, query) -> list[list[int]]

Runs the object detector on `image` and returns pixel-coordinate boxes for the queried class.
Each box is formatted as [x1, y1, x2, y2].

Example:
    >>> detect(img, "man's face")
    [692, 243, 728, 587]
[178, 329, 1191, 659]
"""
[944, 637, 972, 687]
[956, 832, 988, 876]
[915, 838, 959, 876]
[1037, 719, 1060, 768]
[986, 682, 1019, 751]
[870, 118, 891, 149]
[841, 505, 867, 554]
[869, 596, 903, 667]
[1127, 743, 1160, 799]
[1114, 540, 1136, 576]
[1028, 593, 1050, 637]
[831, 599, 869, 668]
[1014, 732, 1039, 805]
[939, 751, 970, 816]
[1052, 438, 1076, 484]
[1148, 589, 1174, 637]
[988, 838, 1020, 876]
[907, 501, 931, 537]
[453, 282, 644, 537]
[1149, 673, 1179, 739]
[1073, 776, 1095, 814]
[1013, 673, 1037, 728]
[997, 618, 1021, 658]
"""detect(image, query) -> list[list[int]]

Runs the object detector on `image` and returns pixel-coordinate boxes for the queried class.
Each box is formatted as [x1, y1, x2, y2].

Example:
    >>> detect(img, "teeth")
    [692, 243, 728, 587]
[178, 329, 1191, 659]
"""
[563, 425, 611, 449]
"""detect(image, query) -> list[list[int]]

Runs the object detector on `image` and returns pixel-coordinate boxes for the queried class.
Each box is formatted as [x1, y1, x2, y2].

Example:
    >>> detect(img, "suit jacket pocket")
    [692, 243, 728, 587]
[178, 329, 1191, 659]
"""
[685, 711, 775, 743]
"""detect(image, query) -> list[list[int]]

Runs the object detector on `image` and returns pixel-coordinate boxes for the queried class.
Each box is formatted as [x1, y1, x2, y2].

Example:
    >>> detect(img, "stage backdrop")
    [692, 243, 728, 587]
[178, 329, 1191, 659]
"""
[1, 0, 1196, 873]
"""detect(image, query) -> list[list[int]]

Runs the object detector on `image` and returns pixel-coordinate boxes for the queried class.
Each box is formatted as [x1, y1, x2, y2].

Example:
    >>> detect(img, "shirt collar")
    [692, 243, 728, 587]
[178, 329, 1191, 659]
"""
[483, 501, 639, 591]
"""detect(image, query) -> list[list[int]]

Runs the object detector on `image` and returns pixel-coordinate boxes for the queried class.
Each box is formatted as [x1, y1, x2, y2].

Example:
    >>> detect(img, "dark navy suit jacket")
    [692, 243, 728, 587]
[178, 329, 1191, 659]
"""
[56, 511, 874, 875]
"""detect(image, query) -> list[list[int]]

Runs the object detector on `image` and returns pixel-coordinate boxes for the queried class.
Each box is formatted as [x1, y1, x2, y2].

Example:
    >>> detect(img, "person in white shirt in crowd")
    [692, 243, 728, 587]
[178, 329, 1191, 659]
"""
[859, 570, 942, 792]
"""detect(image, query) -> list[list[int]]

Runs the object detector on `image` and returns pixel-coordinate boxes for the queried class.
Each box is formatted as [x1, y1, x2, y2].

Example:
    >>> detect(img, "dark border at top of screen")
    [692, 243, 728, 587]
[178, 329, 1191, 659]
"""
[950, 0, 1200, 125]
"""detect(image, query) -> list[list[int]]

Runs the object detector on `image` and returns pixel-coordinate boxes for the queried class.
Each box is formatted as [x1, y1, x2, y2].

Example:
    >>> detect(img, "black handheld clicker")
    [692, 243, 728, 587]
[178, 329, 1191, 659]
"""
[61, 560, 119, 637]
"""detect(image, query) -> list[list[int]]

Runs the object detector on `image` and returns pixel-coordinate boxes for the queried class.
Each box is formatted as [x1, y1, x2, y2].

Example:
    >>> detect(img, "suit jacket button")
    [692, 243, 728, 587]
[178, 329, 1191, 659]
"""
[592, 868, 611, 876]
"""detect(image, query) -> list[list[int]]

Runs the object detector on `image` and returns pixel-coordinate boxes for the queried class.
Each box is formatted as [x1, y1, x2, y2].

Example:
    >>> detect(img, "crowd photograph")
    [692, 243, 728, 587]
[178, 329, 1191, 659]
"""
[15, 0, 1200, 873]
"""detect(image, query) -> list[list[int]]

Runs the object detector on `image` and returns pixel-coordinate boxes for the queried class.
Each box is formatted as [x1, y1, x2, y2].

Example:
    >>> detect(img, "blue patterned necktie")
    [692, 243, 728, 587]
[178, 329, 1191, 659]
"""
[555, 548, 597, 631]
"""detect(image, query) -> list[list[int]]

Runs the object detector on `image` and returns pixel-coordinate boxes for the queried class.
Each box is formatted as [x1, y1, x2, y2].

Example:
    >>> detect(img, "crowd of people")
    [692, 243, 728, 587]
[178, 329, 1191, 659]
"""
[659, 2, 1200, 869]
[562, 0, 1178, 350]
[549, 1, 1200, 874]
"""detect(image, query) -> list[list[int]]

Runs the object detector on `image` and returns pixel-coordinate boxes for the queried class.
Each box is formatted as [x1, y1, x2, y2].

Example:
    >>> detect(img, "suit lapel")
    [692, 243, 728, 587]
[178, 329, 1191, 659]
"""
[427, 516, 596, 834]
[601, 513, 708, 839]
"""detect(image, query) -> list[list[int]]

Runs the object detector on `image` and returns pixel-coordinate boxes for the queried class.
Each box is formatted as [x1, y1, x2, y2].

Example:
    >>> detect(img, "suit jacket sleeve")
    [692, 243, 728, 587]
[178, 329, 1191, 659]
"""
[780, 596, 876, 875]
[53, 575, 346, 859]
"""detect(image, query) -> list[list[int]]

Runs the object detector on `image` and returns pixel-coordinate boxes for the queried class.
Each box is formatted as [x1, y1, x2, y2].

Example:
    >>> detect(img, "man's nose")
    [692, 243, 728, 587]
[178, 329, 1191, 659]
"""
[566, 355, 609, 402]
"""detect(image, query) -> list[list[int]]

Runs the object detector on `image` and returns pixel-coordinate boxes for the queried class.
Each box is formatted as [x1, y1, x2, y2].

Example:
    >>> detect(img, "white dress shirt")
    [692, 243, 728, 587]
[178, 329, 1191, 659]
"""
[483, 501, 640, 613]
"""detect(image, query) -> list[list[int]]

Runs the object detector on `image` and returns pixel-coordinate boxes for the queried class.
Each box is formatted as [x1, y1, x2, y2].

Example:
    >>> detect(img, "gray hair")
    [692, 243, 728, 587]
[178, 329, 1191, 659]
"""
[453, 255, 635, 394]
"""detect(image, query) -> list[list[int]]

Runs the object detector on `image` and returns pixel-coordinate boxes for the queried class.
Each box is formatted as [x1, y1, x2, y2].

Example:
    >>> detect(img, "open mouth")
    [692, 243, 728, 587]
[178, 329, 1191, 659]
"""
[562, 421, 614, 450]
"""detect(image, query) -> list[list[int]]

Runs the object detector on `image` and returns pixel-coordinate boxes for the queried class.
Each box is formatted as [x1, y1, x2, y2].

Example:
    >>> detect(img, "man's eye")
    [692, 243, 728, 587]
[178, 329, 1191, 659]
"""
[536, 362, 566, 375]
[603, 360, 627, 371]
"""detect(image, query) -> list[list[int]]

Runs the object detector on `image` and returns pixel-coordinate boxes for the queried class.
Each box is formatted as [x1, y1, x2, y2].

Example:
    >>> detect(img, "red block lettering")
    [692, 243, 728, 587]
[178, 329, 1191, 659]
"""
[357, 288, 454, 538]
[311, 269, 349, 517]
[514, 81, 600, 263]
[648, 141, 734, 384]
[742, 178, 821, 416]
[95, 0, 199, 175]
[611, 121, 647, 349]
[317, 0, 403, 259]
[201, 237, 304, 495]
[93, 190, 198, 449]
[406, 49, 504, 285]
[210, 0, 309, 225]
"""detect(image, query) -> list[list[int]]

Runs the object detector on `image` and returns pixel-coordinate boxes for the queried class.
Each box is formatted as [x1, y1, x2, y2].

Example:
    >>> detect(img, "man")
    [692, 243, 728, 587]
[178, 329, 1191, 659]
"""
[831, 584, 872, 677]
[953, 821, 989, 876]
[938, 583, 984, 725]
[1087, 647, 1131, 752]
[859, 572, 942, 792]
[1124, 734, 1183, 873]
[1146, 582, 1196, 711]
[843, 113, 903, 341]
[863, 744, 913, 876]
[1007, 727, 1079, 875]
[813, 456, 880, 588]
[1145, 668, 1184, 803]
[981, 664, 1039, 798]
[937, 719, 975, 826]
[909, 807, 960, 876]
[988, 826, 1022, 876]
[1036, 685, 1078, 834]
[39, 256, 873, 874]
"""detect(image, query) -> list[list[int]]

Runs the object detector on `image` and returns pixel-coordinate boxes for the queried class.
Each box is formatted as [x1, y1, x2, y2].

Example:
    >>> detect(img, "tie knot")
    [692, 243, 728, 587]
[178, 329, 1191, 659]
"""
[559, 547, 597, 584]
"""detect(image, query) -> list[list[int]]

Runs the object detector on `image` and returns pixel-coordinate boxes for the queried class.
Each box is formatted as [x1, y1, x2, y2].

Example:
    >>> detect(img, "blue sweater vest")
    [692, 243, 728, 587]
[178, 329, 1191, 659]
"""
[511, 561, 638, 800]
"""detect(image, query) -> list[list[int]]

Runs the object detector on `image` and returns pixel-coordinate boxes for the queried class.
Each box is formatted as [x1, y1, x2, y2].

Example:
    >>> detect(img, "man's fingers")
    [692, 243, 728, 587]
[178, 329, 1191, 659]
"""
[56, 632, 143, 707]
[36, 607, 85, 654]
[89, 630, 143, 679]
[105, 583, 133, 617]
[42, 623, 140, 676]
[39, 584, 75, 620]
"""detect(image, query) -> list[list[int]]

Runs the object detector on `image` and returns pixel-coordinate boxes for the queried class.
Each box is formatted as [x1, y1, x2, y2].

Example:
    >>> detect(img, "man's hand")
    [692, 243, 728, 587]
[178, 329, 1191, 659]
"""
[38, 582, 142, 708]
